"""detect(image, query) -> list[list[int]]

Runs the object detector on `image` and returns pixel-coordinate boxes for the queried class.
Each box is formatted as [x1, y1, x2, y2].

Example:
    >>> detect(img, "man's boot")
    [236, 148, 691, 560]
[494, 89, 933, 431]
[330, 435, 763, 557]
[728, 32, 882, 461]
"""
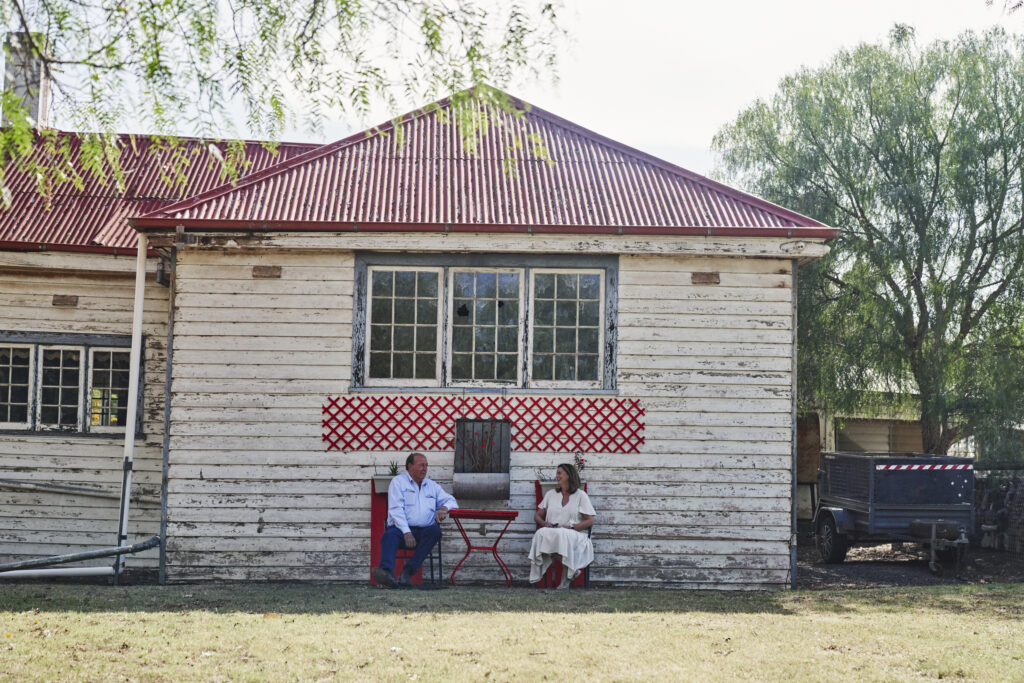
[395, 566, 415, 589]
[371, 566, 396, 588]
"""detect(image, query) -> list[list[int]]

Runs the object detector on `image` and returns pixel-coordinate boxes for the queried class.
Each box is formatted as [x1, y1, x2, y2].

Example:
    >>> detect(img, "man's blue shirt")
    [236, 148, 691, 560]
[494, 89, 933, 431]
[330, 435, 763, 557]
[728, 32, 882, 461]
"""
[387, 472, 459, 533]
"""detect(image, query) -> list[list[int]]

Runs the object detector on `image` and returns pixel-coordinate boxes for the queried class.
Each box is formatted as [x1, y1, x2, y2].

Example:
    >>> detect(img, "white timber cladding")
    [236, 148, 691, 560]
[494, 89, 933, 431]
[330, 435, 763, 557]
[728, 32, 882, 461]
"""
[0, 253, 166, 569]
[164, 238, 801, 588]
[166, 249, 355, 580]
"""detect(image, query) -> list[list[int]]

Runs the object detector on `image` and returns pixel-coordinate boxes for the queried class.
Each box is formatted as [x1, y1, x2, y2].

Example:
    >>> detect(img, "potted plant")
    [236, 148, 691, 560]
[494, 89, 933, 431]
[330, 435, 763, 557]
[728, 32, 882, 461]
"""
[372, 460, 400, 494]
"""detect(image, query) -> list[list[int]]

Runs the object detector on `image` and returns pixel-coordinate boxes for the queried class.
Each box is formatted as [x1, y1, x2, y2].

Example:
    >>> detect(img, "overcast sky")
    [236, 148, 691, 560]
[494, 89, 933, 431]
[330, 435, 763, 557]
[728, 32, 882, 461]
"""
[289, 0, 1020, 178]
[37, 1, 1016, 177]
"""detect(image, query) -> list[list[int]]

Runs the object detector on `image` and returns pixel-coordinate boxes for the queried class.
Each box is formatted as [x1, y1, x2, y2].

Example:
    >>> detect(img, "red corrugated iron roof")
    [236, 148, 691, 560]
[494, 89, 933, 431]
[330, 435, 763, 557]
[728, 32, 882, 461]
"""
[0, 133, 319, 252]
[134, 90, 833, 238]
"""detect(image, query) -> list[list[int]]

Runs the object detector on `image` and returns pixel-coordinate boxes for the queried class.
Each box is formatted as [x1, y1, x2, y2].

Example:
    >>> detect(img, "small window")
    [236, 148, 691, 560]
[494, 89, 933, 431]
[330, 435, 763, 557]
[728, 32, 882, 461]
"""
[365, 267, 442, 386]
[89, 349, 132, 431]
[38, 346, 83, 430]
[0, 345, 32, 428]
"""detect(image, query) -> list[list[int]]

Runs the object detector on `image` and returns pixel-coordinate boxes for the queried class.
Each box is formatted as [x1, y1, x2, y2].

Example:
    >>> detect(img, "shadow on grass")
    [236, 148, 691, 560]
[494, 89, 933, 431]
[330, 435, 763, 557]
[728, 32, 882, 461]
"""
[2, 582, 1021, 618]
[790, 582, 1024, 617]
[0, 582, 799, 616]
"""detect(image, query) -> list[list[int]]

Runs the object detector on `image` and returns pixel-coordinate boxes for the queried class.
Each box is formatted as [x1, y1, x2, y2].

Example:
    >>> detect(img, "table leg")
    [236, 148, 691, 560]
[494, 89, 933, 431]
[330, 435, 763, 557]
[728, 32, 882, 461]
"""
[490, 518, 515, 587]
[448, 517, 473, 586]
[492, 550, 512, 586]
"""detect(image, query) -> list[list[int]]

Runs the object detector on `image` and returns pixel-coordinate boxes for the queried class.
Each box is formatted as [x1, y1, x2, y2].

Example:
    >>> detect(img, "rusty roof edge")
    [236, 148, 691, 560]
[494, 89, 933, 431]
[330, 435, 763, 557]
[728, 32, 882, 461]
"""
[0, 239, 153, 257]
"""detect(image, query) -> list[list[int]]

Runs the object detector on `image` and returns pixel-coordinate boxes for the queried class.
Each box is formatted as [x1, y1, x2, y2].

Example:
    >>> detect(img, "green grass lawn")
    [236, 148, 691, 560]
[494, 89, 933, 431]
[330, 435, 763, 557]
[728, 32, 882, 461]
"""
[1, 582, 1021, 681]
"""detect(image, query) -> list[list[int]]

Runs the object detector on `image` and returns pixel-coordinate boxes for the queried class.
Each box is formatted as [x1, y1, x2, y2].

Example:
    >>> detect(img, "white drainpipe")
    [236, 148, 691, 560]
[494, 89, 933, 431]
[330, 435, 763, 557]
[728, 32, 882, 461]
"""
[113, 232, 148, 581]
[0, 567, 114, 579]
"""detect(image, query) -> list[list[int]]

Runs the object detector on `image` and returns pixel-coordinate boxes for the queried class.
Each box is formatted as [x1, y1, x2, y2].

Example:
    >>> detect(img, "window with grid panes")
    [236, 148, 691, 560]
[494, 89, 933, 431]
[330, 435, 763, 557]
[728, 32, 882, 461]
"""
[530, 272, 603, 384]
[90, 349, 131, 428]
[38, 347, 82, 429]
[354, 256, 614, 391]
[0, 337, 136, 433]
[367, 268, 441, 384]
[0, 345, 32, 427]
[450, 270, 521, 383]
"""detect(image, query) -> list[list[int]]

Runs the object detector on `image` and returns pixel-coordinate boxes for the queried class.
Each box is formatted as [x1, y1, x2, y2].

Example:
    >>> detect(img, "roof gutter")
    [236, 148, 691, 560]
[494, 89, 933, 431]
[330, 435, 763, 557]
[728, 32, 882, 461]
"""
[129, 218, 839, 240]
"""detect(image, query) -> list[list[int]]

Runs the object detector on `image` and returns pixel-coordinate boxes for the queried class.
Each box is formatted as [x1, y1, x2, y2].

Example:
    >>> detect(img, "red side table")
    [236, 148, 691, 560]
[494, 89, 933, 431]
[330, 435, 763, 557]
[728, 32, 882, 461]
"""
[448, 509, 520, 587]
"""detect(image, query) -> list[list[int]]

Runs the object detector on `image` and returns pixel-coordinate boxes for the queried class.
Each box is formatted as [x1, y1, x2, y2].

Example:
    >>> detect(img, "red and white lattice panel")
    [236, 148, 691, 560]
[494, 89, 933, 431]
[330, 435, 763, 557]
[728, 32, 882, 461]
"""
[322, 395, 645, 453]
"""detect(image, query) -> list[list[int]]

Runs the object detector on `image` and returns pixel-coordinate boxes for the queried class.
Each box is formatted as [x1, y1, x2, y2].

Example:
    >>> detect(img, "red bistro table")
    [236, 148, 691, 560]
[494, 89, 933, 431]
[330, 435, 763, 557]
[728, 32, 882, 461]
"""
[448, 509, 520, 587]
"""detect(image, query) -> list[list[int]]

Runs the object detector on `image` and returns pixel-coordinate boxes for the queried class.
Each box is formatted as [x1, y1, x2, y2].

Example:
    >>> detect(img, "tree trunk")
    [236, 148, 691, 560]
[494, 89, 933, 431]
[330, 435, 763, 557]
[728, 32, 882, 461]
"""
[920, 408, 955, 455]
[916, 355, 954, 455]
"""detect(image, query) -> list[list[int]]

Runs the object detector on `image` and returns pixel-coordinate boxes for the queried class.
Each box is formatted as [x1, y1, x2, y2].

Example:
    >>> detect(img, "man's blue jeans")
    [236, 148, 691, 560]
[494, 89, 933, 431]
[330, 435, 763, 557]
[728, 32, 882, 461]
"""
[378, 524, 441, 575]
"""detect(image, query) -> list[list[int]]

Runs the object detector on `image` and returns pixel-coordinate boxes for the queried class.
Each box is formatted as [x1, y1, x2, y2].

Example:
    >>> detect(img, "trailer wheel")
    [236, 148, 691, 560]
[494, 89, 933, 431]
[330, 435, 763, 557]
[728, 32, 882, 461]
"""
[817, 513, 849, 563]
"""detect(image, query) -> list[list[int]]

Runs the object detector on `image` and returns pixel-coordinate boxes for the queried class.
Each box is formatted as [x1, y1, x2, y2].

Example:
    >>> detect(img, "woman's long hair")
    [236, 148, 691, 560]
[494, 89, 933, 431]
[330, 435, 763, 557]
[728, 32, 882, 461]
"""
[558, 463, 581, 494]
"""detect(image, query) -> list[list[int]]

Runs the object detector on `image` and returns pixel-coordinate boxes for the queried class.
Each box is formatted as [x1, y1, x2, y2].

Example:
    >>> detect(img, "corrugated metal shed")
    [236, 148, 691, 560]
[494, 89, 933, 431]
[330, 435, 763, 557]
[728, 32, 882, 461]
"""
[135, 90, 832, 237]
[0, 134, 318, 251]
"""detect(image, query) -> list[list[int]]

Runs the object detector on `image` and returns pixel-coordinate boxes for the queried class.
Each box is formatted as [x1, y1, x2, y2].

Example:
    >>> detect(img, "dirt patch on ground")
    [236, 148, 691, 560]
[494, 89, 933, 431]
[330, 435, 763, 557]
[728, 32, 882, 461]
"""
[796, 540, 1024, 589]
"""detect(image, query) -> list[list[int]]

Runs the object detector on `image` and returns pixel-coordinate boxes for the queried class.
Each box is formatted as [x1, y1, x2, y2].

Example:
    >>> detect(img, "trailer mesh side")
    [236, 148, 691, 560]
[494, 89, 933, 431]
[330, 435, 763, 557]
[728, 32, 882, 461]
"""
[825, 454, 871, 500]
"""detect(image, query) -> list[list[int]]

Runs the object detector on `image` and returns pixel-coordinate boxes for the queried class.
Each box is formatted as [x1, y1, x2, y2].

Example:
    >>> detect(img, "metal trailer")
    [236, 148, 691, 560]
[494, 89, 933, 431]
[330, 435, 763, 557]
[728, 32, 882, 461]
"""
[813, 451, 974, 575]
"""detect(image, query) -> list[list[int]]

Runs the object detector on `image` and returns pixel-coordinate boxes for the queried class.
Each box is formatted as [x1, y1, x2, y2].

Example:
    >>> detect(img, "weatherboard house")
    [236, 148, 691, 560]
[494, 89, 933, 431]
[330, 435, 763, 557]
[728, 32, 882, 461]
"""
[0, 91, 835, 588]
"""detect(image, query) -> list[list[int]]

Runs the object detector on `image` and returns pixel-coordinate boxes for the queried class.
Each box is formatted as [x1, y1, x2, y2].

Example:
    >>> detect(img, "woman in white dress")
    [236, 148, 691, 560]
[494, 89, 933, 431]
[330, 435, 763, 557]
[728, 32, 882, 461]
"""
[528, 463, 595, 589]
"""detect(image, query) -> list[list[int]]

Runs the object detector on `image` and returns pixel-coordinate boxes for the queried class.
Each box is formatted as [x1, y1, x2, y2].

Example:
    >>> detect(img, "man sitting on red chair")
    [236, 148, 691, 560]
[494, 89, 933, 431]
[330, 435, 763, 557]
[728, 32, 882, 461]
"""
[372, 452, 458, 588]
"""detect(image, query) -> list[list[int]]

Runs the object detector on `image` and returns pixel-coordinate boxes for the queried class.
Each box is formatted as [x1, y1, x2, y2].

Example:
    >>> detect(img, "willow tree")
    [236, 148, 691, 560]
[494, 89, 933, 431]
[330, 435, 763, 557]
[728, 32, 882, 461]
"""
[714, 26, 1024, 456]
[0, 0, 563, 194]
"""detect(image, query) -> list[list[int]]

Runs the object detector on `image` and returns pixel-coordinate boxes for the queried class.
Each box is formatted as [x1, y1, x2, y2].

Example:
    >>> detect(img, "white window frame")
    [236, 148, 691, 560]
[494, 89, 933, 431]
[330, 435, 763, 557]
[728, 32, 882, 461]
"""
[87, 347, 132, 434]
[527, 268, 606, 391]
[0, 343, 34, 430]
[35, 345, 85, 432]
[446, 267, 526, 387]
[363, 266, 444, 388]
[354, 255, 617, 392]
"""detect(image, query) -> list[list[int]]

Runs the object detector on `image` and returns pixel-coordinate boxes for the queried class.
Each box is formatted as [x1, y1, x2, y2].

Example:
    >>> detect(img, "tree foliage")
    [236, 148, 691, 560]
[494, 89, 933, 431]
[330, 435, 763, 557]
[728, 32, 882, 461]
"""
[714, 26, 1024, 456]
[989, 1, 1024, 14]
[0, 0, 563, 196]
